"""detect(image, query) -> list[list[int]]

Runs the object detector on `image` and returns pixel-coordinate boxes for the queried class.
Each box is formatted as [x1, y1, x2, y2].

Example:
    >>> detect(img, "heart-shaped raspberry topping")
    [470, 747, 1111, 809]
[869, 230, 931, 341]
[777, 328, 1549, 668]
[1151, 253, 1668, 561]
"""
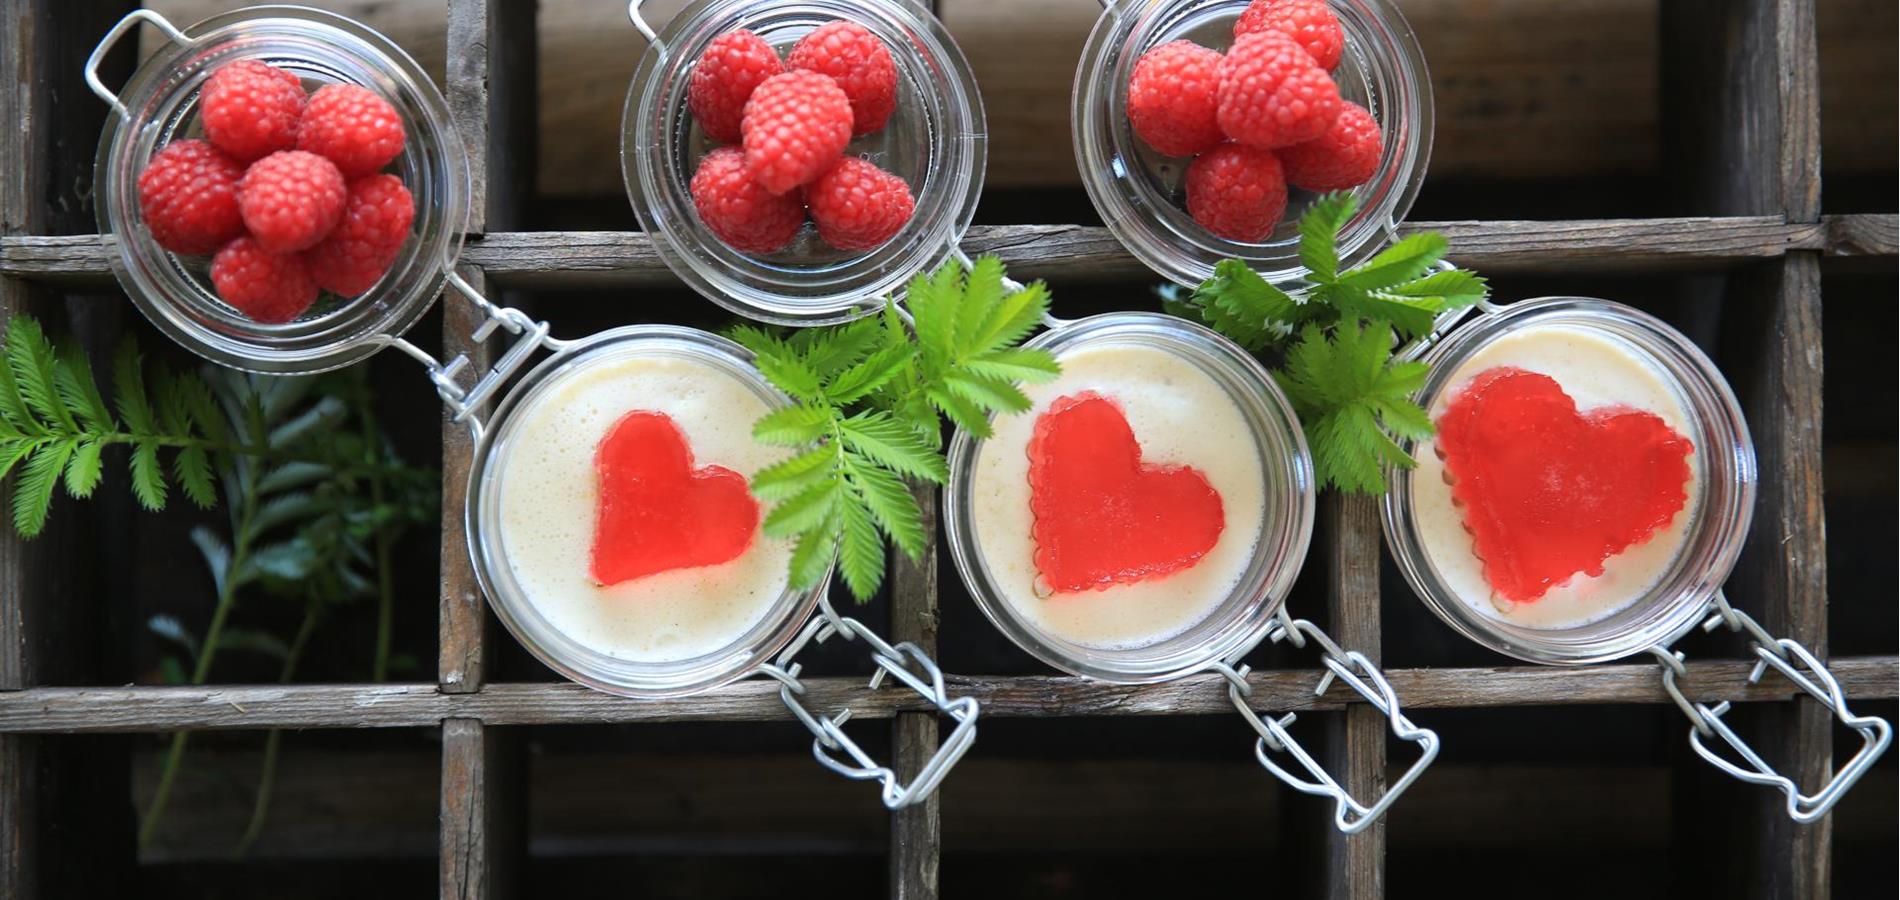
[1437, 367, 1695, 603]
[1027, 392, 1225, 593]
[590, 411, 759, 586]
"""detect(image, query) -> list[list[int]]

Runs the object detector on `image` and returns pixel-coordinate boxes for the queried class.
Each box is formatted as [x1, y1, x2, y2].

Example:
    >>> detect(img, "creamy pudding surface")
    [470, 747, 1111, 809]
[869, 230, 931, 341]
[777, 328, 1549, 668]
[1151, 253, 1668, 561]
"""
[970, 343, 1266, 649]
[1412, 325, 1703, 629]
[496, 353, 792, 662]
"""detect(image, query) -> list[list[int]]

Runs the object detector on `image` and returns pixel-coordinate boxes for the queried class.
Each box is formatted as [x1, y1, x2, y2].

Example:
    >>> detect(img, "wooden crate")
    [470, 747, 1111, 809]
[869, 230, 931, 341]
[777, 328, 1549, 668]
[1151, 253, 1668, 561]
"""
[1, 1, 1896, 898]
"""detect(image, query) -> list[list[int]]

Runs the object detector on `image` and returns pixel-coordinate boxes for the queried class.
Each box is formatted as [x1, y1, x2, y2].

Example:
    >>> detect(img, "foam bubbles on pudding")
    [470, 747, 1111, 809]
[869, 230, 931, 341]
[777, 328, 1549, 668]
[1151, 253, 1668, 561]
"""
[1411, 325, 1703, 630]
[495, 352, 793, 663]
[970, 343, 1266, 650]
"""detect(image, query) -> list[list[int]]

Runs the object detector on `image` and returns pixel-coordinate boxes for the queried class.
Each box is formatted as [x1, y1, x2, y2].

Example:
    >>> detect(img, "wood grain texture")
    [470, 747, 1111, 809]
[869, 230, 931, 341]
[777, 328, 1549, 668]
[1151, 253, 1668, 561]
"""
[441, 719, 510, 900]
[437, 264, 491, 695]
[0, 658, 1892, 733]
[5, 216, 1893, 288]
[889, 483, 941, 900]
[1323, 494, 1384, 900]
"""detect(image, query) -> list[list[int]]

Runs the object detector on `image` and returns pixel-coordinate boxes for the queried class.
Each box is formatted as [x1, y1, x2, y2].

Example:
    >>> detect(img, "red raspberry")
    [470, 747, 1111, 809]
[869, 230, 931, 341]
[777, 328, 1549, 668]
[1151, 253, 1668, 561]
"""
[1235, 0, 1345, 71]
[1216, 30, 1341, 149]
[1126, 40, 1224, 157]
[689, 30, 785, 143]
[211, 237, 319, 324]
[136, 140, 246, 255]
[296, 84, 406, 178]
[807, 157, 914, 251]
[741, 71, 855, 195]
[199, 60, 306, 163]
[305, 175, 416, 296]
[787, 21, 897, 136]
[1278, 101, 1382, 191]
[1187, 142, 1288, 242]
[690, 147, 806, 254]
[239, 150, 348, 253]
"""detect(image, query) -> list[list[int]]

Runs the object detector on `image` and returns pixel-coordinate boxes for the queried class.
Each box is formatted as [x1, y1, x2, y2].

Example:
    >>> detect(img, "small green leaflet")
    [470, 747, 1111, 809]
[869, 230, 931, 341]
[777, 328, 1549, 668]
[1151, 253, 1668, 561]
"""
[738, 255, 1059, 601]
[1161, 191, 1490, 494]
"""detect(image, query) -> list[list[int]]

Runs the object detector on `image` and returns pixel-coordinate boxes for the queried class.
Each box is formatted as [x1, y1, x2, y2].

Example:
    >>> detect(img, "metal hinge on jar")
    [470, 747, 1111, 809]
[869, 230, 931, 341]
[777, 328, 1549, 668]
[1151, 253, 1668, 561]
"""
[388, 271, 567, 431]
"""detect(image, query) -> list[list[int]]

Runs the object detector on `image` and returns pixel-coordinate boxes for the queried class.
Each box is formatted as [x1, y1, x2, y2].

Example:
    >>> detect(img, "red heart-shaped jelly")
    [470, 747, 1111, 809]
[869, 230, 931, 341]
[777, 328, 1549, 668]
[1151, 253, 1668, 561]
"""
[589, 410, 759, 586]
[1027, 392, 1225, 593]
[1437, 367, 1694, 603]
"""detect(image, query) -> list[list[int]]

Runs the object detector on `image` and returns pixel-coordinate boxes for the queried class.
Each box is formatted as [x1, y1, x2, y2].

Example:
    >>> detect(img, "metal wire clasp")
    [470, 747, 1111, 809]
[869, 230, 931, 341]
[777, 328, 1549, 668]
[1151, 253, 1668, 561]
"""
[1211, 608, 1439, 833]
[1649, 591, 1892, 824]
[388, 270, 565, 434]
[757, 595, 978, 810]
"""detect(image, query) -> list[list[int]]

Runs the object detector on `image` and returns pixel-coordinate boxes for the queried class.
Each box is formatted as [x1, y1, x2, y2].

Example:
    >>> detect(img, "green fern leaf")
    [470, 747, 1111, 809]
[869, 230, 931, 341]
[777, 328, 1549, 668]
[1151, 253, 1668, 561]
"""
[835, 491, 885, 600]
[786, 515, 837, 591]
[113, 341, 157, 435]
[751, 446, 838, 501]
[0, 439, 37, 483]
[906, 260, 965, 369]
[942, 370, 1032, 414]
[1298, 192, 1358, 283]
[13, 439, 73, 536]
[753, 404, 834, 446]
[63, 440, 104, 498]
[799, 316, 883, 377]
[54, 341, 113, 433]
[926, 385, 993, 439]
[960, 348, 1060, 384]
[1338, 233, 1447, 290]
[964, 279, 1049, 358]
[951, 254, 1007, 356]
[7, 319, 77, 434]
[128, 441, 167, 511]
[0, 330, 37, 435]
[824, 341, 913, 405]
[847, 457, 926, 560]
[838, 411, 947, 483]
[174, 445, 216, 508]
[762, 477, 843, 538]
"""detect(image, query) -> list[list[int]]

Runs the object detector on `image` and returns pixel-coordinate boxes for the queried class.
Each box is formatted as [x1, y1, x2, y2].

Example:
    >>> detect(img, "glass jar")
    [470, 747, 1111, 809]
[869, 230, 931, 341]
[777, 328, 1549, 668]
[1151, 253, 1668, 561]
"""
[1380, 297, 1758, 665]
[622, 0, 986, 324]
[1073, 0, 1432, 288]
[945, 312, 1316, 681]
[465, 326, 824, 698]
[89, 7, 469, 374]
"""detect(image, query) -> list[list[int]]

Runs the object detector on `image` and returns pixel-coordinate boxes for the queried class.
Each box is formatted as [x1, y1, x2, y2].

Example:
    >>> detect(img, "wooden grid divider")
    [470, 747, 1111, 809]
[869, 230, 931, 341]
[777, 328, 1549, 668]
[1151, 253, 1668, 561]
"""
[0, 1, 1894, 898]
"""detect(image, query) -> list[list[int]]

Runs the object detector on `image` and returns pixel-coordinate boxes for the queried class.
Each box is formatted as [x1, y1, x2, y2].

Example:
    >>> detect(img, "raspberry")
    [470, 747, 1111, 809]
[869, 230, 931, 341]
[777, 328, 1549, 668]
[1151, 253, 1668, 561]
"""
[1216, 30, 1341, 149]
[239, 150, 348, 253]
[689, 30, 784, 143]
[740, 71, 855, 195]
[690, 147, 806, 254]
[305, 175, 416, 296]
[1235, 0, 1345, 71]
[787, 21, 897, 136]
[211, 237, 319, 324]
[199, 60, 306, 163]
[136, 140, 246, 255]
[1278, 101, 1382, 191]
[807, 157, 914, 251]
[296, 83, 406, 178]
[1187, 142, 1288, 242]
[1126, 40, 1224, 157]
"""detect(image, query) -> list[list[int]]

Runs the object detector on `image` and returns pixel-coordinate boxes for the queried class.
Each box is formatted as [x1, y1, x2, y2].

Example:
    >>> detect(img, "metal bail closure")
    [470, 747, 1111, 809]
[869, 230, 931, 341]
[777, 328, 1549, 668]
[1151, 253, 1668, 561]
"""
[757, 595, 979, 810]
[1651, 592, 1892, 824]
[86, 9, 192, 121]
[388, 270, 564, 435]
[1213, 608, 1440, 834]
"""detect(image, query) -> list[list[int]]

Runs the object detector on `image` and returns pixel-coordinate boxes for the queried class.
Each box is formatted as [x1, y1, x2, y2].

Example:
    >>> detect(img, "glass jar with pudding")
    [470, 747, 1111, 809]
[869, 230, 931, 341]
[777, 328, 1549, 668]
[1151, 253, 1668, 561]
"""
[84, 8, 977, 812]
[1383, 296, 1890, 821]
[946, 311, 1439, 832]
[622, 0, 986, 324]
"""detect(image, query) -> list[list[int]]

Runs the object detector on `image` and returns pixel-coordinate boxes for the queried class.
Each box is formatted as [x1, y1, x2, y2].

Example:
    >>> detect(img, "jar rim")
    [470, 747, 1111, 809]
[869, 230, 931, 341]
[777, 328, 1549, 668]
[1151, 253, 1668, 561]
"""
[94, 5, 468, 374]
[943, 312, 1316, 683]
[1072, 0, 1433, 287]
[622, 0, 987, 325]
[466, 325, 827, 698]
[1380, 298, 1759, 666]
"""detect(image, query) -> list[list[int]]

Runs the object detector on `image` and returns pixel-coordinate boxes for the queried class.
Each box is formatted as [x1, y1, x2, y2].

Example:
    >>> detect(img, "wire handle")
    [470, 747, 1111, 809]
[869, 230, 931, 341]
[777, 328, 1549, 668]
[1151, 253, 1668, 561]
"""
[87, 9, 192, 122]
[627, 0, 663, 52]
[1652, 592, 1892, 824]
[1213, 609, 1440, 833]
[387, 271, 566, 436]
[759, 595, 979, 810]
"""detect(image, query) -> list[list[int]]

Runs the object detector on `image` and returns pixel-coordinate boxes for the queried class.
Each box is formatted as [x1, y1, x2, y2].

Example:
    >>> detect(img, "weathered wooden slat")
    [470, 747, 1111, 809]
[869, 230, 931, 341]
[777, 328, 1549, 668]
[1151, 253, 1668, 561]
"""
[889, 483, 941, 900]
[0, 657, 1892, 733]
[1323, 494, 1384, 900]
[5, 216, 1894, 289]
[441, 718, 520, 900]
[438, 265, 491, 696]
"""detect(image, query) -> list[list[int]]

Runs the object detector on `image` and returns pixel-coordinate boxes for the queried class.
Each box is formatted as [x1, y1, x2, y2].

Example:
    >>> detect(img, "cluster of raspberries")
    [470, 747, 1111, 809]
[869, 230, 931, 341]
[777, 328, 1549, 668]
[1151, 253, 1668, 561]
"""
[136, 60, 414, 324]
[686, 21, 915, 254]
[1126, 0, 1382, 242]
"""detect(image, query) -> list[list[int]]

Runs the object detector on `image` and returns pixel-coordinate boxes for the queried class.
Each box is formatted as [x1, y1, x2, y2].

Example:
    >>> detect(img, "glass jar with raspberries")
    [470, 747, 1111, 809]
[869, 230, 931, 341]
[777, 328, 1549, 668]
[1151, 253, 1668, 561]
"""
[90, 7, 470, 373]
[622, 0, 987, 325]
[1074, 0, 1432, 288]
